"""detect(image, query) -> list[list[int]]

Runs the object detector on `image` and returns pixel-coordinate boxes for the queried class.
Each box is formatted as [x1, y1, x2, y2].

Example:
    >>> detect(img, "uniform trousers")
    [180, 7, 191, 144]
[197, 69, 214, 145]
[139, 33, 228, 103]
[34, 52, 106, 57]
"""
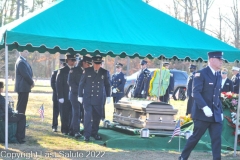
[69, 92, 80, 134]
[59, 100, 72, 133]
[1, 113, 26, 141]
[181, 119, 222, 160]
[83, 105, 102, 138]
[16, 92, 29, 114]
[159, 94, 169, 103]
[52, 99, 59, 129]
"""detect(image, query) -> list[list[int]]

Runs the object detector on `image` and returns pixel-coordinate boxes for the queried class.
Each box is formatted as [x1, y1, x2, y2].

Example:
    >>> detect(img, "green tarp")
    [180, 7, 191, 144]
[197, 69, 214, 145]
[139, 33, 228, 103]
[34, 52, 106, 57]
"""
[0, 0, 240, 62]
[96, 109, 239, 151]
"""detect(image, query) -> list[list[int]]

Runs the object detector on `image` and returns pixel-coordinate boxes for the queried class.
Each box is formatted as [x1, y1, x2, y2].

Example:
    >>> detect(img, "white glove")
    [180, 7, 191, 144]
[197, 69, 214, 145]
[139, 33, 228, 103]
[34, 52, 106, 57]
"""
[169, 94, 172, 98]
[202, 106, 213, 117]
[221, 113, 223, 121]
[112, 88, 117, 93]
[59, 98, 64, 103]
[106, 97, 111, 104]
[141, 90, 145, 94]
[78, 97, 83, 103]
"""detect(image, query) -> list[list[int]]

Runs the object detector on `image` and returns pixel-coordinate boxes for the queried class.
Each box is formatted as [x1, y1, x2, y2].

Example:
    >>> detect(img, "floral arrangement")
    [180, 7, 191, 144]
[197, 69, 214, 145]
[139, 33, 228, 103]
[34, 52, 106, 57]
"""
[179, 115, 192, 126]
[221, 92, 238, 110]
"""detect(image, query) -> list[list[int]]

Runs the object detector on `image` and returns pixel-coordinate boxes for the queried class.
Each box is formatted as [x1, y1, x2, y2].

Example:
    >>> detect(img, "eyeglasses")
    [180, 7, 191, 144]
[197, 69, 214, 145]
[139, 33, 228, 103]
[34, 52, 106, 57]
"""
[221, 72, 227, 74]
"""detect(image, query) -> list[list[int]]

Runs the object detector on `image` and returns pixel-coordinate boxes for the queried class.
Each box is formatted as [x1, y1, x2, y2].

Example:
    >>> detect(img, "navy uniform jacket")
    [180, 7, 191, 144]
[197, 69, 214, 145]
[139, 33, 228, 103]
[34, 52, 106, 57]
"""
[68, 66, 83, 95]
[167, 72, 174, 94]
[51, 70, 58, 101]
[14, 56, 34, 92]
[232, 73, 240, 93]
[111, 72, 126, 97]
[187, 72, 194, 97]
[78, 67, 111, 106]
[222, 78, 233, 92]
[191, 67, 222, 122]
[56, 65, 70, 100]
[133, 68, 151, 97]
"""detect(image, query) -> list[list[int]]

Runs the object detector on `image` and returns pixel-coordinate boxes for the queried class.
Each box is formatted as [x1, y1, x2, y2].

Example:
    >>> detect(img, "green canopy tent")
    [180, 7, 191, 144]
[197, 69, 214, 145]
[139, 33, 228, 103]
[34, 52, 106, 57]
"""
[1, 0, 240, 153]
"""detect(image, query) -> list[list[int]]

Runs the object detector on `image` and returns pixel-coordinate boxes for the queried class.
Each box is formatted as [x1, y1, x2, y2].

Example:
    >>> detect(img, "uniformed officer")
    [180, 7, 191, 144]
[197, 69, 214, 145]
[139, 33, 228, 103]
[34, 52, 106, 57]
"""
[78, 55, 111, 142]
[186, 64, 196, 115]
[221, 68, 233, 92]
[111, 63, 126, 103]
[159, 62, 174, 103]
[68, 56, 92, 138]
[133, 60, 151, 98]
[231, 66, 240, 93]
[50, 58, 66, 132]
[179, 51, 224, 160]
[56, 53, 76, 135]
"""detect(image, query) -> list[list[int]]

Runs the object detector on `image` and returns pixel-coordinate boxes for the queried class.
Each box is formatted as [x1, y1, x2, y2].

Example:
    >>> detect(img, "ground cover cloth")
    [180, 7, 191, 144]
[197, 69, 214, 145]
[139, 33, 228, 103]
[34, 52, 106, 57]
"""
[98, 110, 239, 151]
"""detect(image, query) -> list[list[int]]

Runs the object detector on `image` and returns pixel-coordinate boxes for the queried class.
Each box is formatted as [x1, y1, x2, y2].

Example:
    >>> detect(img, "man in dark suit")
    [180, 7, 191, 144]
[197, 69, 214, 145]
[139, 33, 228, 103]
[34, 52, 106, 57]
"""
[159, 62, 174, 103]
[50, 59, 66, 132]
[179, 51, 224, 160]
[78, 55, 111, 142]
[133, 60, 151, 98]
[231, 66, 240, 93]
[0, 81, 26, 144]
[111, 63, 126, 103]
[186, 64, 196, 115]
[56, 53, 76, 135]
[14, 50, 34, 115]
[68, 56, 92, 138]
[221, 68, 233, 92]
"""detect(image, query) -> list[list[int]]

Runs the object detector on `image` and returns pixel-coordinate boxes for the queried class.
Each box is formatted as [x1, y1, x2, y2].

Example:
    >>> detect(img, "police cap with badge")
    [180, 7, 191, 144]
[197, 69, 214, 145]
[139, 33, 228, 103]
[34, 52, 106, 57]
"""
[82, 56, 92, 65]
[92, 55, 103, 64]
[116, 63, 123, 68]
[65, 53, 76, 61]
[140, 60, 147, 65]
[208, 51, 224, 60]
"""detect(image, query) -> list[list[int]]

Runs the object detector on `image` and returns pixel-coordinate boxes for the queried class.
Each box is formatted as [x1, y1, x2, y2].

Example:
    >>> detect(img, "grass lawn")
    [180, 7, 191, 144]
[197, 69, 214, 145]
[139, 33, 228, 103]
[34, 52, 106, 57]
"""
[0, 79, 239, 160]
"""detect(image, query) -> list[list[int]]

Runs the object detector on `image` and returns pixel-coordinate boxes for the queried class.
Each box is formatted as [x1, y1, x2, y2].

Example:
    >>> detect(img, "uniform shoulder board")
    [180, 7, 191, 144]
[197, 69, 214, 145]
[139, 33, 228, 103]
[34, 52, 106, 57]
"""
[195, 72, 200, 77]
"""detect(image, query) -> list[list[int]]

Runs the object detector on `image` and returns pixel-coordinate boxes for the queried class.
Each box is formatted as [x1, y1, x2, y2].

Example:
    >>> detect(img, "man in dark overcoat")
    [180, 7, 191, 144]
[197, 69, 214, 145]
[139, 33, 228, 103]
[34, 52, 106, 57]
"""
[14, 50, 34, 114]
[221, 68, 233, 92]
[111, 63, 126, 103]
[78, 55, 111, 142]
[179, 51, 224, 160]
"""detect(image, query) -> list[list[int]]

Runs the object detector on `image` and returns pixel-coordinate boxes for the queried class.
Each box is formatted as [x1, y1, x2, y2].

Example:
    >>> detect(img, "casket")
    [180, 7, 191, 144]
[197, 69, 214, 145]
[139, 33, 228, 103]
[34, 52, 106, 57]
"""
[113, 98, 178, 131]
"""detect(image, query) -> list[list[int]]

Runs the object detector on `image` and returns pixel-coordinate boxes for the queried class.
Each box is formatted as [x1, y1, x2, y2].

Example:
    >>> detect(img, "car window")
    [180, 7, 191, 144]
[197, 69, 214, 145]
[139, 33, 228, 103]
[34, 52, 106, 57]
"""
[172, 72, 187, 80]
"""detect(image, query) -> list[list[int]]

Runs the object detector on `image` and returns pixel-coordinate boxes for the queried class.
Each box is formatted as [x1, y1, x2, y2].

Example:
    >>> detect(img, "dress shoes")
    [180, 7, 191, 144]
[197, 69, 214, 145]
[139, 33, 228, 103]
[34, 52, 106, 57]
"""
[62, 132, 68, 136]
[68, 132, 74, 137]
[92, 134, 102, 140]
[74, 132, 82, 138]
[84, 136, 90, 142]
[52, 128, 57, 132]
[178, 156, 185, 160]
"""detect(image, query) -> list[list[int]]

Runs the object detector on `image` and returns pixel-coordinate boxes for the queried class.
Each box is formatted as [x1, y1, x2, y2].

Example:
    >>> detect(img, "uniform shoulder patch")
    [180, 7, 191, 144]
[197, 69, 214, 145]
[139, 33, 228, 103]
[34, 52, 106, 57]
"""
[195, 73, 200, 77]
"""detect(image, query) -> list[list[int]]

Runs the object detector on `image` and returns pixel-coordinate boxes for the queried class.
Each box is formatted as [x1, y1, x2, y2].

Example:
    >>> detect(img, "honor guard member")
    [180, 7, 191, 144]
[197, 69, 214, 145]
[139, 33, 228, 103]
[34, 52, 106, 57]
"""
[159, 62, 174, 103]
[56, 53, 76, 135]
[221, 68, 233, 92]
[77, 56, 93, 124]
[231, 66, 240, 93]
[68, 56, 92, 138]
[78, 55, 111, 142]
[50, 58, 66, 132]
[111, 63, 126, 103]
[186, 64, 196, 115]
[133, 60, 151, 98]
[179, 51, 224, 160]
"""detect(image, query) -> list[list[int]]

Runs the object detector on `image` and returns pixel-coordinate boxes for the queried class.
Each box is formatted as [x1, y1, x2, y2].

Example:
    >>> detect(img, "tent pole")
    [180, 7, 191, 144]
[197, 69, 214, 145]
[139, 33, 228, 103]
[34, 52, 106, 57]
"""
[4, 44, 8, 149]
[233, 82, 240, 156]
